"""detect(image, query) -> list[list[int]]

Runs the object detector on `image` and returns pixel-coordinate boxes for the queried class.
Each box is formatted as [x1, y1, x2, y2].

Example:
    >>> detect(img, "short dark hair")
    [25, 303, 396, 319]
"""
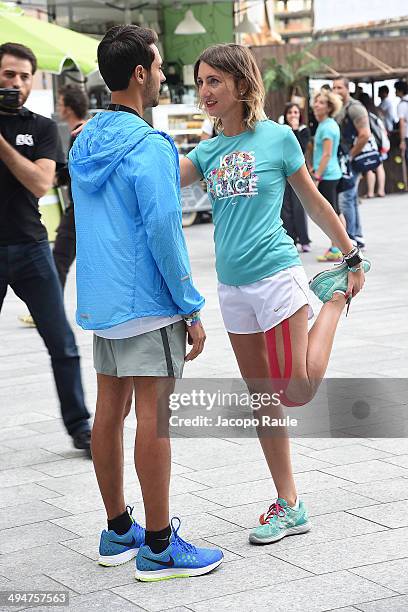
[395, 80, 408, 96]
[0, 42, 37, 74]
[378, 85, 389, 95]
[58, 85, 89, 119]
[97, 25, 157, 91]
[333, 76, 350, 88]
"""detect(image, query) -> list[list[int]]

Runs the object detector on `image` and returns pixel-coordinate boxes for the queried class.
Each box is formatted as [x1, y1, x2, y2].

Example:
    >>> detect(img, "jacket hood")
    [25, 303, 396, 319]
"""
[69, 111, 155, 193]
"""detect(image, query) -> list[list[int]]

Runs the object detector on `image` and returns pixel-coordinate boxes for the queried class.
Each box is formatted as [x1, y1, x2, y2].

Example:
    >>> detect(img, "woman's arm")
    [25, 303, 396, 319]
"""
[289, 164, 351, 252]
[314, 138, 332, 179]
[288, 165, 365, 296]
[180, 157, 202, 188]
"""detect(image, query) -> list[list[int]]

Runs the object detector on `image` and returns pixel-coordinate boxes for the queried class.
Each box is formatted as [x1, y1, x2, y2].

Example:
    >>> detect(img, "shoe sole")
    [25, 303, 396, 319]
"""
[134, 557, 223, 582]
[249, 521, 311, 545]
[309, 261, 371, 302]
[98, 548, 139, 566]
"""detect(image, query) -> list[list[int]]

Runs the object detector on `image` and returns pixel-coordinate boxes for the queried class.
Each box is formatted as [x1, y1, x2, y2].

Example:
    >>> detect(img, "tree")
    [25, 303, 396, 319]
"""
[263, 44, 332, 99]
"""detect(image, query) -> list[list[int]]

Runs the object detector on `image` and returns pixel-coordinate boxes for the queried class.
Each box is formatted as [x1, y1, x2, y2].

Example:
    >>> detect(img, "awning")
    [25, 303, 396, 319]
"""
[0, 2, 98, 75]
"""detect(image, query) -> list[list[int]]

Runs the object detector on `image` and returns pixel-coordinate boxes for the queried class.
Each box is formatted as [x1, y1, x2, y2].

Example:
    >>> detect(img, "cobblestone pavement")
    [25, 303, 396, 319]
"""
[0, 194, 407, 611]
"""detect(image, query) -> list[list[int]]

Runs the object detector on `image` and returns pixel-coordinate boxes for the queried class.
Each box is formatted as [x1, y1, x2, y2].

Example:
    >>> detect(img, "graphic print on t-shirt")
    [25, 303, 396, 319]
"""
[206, 150, 258, 200]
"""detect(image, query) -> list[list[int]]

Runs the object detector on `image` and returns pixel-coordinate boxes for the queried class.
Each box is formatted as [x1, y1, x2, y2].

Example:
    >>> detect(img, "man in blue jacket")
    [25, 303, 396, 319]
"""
[69, 25, 223, 582]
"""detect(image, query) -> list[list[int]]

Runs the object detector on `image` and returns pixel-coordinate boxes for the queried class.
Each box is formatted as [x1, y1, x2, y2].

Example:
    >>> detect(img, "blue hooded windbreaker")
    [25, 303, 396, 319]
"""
[69, 111, 205, 330]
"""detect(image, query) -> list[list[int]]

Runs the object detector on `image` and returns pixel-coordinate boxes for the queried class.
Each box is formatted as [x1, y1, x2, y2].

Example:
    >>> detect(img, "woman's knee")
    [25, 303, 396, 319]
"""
[279, 376, 320, 407]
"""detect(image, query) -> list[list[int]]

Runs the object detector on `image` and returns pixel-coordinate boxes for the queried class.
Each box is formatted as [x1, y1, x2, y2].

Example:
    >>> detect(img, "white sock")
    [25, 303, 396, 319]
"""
[290, 496, 299, 510]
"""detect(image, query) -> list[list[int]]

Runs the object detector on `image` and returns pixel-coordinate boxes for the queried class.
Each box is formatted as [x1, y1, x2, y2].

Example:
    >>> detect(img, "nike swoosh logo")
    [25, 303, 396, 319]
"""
[111, 536, 137, 548]
[274, 305, 284, 312]
[142, 555, 174, 567]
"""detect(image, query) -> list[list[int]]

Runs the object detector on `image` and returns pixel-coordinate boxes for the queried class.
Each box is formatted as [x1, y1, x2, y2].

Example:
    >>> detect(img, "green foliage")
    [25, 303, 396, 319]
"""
[263, 44, 331, 97]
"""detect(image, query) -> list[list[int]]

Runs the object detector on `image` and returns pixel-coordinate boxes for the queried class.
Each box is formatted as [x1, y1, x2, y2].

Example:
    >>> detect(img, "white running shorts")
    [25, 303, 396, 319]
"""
[218, 266, 314, 334]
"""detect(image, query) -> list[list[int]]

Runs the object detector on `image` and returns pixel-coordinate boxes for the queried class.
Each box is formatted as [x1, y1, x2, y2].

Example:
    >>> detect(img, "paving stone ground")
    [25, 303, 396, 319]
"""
[0, 194, 407, 611]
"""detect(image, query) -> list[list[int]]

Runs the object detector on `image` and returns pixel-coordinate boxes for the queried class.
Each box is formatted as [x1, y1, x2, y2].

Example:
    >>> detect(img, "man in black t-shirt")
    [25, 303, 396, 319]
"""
[0, 42, 91, 452]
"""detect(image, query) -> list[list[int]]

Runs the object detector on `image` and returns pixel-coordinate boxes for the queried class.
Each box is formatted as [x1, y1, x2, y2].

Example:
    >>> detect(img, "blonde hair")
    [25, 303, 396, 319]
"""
[313, 89, 343, 118]
[193, 44, 267, 133]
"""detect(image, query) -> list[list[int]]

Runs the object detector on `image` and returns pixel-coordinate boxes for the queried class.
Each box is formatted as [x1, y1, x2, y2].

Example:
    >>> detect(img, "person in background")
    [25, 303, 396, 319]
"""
[312, 89, 344, 262]
[395, 80, 408, 165]
[333, 76, 372, 249]
[377, 85, 395, 134]
[281, 102, 311, 252]
[18, 84, 88, 327]
[359, 92, 386, 198]
[0, 42, 91, 453]
[53, 85, 89, 289]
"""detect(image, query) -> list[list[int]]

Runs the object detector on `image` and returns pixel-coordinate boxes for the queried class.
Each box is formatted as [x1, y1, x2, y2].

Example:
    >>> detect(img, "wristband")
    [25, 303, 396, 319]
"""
[344, 249, 363, 269]
[313, 174, 322, 182]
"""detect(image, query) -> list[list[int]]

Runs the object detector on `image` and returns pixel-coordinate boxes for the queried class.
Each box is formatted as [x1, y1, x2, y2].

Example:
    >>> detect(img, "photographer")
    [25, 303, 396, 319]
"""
[0, 42, 91, 453]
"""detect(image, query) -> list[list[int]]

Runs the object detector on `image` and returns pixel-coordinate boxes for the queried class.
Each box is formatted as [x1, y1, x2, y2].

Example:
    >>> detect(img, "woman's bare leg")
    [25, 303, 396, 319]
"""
[366, 171, 375, 197]
[228, 331, 297, 505]
[376, 164, 386, 196]
[228, 295, 346, 502]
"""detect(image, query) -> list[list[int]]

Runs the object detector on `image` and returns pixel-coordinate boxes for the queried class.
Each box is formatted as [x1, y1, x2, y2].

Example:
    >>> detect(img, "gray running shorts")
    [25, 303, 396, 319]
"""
[93, 320, 186, 378]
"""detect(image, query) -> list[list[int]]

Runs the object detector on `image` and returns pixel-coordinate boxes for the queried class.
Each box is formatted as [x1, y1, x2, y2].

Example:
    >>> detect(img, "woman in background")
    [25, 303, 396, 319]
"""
[312, 89, 344, 262]
[281, 103, 311, 252]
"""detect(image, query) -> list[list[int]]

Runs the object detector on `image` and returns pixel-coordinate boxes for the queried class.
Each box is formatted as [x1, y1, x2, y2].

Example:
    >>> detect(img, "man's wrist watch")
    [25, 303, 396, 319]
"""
[183, 311, 201, 327]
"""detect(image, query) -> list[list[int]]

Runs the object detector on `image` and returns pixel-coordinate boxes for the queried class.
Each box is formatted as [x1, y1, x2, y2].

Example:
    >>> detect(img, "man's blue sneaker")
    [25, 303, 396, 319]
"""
[309, 259, 371, 303]
[98, 506, 145, 566]
[135, 517, 223, 581]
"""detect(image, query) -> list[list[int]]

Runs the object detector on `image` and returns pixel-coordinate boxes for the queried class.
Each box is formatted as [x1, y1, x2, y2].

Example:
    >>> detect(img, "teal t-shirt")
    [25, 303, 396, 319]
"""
[313, 117, 342, 180]
[187, 120, 304, 286]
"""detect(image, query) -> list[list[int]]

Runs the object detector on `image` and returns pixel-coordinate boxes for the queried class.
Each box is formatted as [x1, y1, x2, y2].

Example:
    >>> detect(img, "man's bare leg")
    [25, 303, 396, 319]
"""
[92, 374, 133, 519]
[133, 376, 174, 531]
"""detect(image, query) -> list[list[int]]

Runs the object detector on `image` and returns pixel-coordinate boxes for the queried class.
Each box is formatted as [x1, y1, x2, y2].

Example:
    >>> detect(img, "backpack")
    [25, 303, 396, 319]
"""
[368, 112, 390, 155]
[342, 102, 381, 174]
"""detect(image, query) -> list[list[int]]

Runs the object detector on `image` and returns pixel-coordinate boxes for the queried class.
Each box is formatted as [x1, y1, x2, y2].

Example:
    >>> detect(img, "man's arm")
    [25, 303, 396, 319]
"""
[134, 136, 205, 316]
[349, 113, 370, 159]
[0, 134, 56, 198]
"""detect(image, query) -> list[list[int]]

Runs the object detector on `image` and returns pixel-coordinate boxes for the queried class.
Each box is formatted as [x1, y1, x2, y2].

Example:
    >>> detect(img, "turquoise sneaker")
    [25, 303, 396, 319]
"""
[135, 517, 223, 581]
[98, 506, 145, 566]
[249, 498, 311, 545]
[309, 259, 371, 303]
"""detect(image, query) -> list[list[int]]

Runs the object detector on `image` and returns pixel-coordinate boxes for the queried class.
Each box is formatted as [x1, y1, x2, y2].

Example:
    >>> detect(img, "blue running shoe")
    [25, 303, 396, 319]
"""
[98, 506, 145, 566]
[135, 517, 223, 581]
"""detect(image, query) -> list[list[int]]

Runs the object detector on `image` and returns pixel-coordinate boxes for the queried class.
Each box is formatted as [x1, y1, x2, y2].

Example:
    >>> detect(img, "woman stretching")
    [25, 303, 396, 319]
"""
[180, 44, 369, 546]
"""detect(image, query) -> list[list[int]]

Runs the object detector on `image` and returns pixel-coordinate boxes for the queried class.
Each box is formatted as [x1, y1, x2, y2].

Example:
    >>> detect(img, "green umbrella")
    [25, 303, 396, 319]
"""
[0, 2, 98, 75]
